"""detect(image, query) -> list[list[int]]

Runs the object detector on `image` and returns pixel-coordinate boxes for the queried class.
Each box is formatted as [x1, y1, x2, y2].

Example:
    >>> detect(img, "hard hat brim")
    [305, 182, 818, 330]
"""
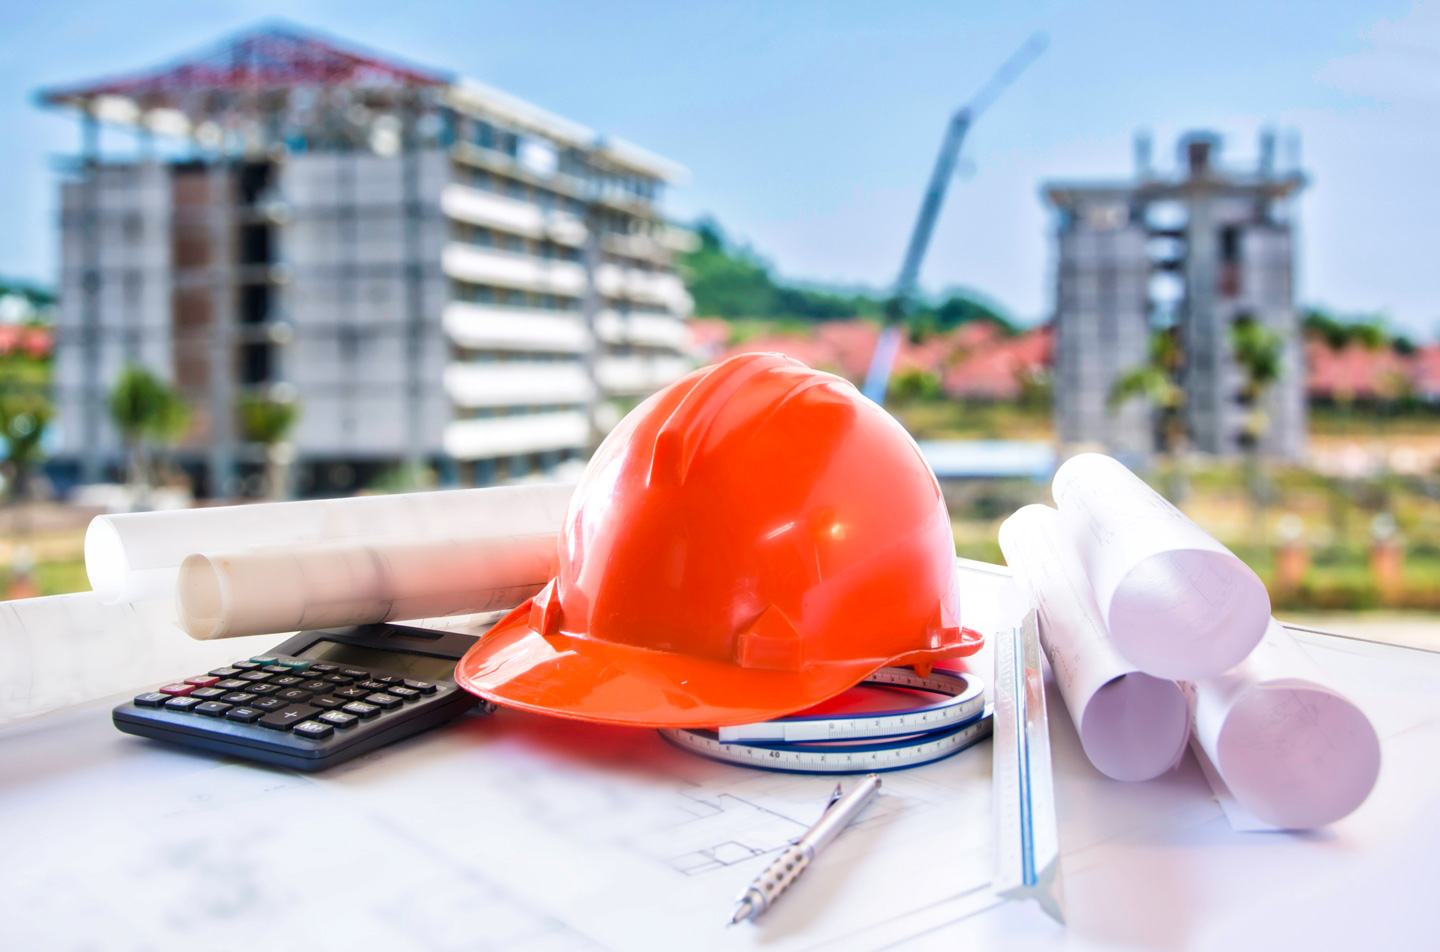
[454, 598, 894, 729]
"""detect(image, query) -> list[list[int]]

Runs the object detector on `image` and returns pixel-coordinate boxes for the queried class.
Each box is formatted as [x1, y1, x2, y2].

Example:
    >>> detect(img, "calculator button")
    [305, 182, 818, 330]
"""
[159, 683, 195, 696]
[403, 680, 437, 695]
[357, 680, 389, 692]
[365, 693, 402, 711]
[278, 658, 310, 671]
[224, 706, 262, 723]
[271, 676, 304, 687]
[164, 696, 202, 712]
[194, 701, 233, 717]
[277, 689, 313, 703]
[251, 656, 279, 664]
[372, 674, 403, 685]
[334, 686, 370, 700]
[133, 692, 168, 708]
[254, 697, 289, 712]
[208, 666, 241, 678]
[323, 674, 354, 685]
[247, 683, 280, 696]
[298, 680, 331, 693]
[342, 701, 380, 719]
[292, 720, 334, 740]
[215, 679, 250, 690]
[262, 665, 292, 675]
[310, 696, 345, 709]
[221, 692, 257, 704]
[258, 705, 319, 731]
[308, 663, 337, 673]
[318, 710, 358, 729]
[388, 686, 421, 701]
[190, 687, 228, 700]
[340, 668, 369, 679]
[184, 675, 220, 687]
[232, 661, 261, 671]
[239, 670, 271, 682]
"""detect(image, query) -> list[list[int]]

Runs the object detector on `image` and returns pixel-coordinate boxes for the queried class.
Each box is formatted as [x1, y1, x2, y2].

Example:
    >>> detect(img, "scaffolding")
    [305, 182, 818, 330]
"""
[1044, 130, 1308, 462]
[39, 23, 450, 495]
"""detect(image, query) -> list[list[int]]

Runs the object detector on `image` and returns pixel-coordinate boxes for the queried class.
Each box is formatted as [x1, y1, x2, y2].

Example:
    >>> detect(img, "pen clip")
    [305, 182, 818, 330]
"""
[823, 782, 844, 813]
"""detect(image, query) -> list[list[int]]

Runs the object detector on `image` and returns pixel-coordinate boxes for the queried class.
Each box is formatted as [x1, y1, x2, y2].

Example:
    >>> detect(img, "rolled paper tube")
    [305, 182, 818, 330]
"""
[1051, 453, 1270, 680]
[999, 504, 1190, 781]
[177, 532, 560, 640]
[0, 592, 275, 724]
[85, 482, 575, 605]
[1187, 619, 1381, 829]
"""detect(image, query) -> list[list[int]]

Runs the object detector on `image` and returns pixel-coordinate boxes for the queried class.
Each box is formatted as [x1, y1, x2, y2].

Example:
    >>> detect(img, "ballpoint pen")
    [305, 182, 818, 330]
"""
[728, 773, 882, 925]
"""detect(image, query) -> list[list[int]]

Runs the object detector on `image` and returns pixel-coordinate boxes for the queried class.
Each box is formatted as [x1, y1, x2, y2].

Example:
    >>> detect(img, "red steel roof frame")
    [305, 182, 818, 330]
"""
[39, 20, 451, 108]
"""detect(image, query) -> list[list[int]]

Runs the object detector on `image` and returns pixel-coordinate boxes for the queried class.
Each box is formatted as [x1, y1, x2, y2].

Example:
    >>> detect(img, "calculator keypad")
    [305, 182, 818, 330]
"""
[132, 654, 452, 741]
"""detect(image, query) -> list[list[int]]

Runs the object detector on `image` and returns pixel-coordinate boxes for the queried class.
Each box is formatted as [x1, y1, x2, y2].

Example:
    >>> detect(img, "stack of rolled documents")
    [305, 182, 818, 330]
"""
[1, 483, 574, 724]
[999, 453, 1381, 830]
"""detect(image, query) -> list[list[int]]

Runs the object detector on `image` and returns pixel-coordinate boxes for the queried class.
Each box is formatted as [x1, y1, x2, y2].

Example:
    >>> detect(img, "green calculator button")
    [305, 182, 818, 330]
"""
[250, 655, 279, 664]
[277, 658, 310, 670]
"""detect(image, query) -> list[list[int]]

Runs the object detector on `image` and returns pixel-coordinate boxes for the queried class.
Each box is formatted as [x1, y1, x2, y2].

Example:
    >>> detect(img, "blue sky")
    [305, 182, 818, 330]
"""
[2, 1, 1437, 335]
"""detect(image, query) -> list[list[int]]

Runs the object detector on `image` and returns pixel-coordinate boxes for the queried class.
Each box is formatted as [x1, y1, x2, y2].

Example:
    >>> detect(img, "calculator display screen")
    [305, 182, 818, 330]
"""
[296, 640, 457, 681]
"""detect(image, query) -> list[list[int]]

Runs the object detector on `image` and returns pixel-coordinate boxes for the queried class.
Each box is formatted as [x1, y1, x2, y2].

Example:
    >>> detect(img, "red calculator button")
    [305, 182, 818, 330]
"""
[183, 675, 220, 687]
[159, 683, 195, 696]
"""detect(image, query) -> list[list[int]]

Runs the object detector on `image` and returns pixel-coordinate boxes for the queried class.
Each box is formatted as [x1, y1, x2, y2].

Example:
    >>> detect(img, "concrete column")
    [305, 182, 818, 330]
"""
[79, 105, 104, 484]
[207, 159, 237, 498]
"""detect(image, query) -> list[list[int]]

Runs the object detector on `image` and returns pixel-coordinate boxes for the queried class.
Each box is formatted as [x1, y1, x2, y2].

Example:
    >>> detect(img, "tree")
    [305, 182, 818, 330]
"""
[109, 365, 189, 495]
[239, 393, 300, 500]
[681, 217, 1015, 332]
[1230, 314, 1286, 532]
[1109, 327, 1188, 498]
[888, 367, 942, 404]
[0, 388, 51, 503]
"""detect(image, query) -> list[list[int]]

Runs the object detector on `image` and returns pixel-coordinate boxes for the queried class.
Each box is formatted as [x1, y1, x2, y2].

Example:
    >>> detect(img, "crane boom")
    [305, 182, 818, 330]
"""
[862, 33, 1048, 405]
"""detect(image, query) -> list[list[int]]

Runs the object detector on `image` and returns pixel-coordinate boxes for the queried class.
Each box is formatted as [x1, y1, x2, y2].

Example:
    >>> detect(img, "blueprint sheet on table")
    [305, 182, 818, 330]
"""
[0, 561, 1014, 952]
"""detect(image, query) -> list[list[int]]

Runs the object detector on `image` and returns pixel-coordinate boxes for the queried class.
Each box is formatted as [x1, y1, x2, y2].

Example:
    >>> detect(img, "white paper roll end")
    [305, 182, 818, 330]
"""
[1080, 673, 1191, 782]
[84, 517, 129, 605]
[177, 554, 230, 641]
[1217, 685, 1381, 829]
[1108, 549, 1270, 680]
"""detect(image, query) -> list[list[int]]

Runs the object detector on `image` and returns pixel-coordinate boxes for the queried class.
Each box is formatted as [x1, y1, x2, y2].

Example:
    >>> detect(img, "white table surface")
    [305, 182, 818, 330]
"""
[1, 564, 1436, 952]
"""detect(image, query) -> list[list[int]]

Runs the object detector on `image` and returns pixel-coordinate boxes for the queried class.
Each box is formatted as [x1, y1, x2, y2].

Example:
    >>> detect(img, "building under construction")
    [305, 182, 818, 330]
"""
[40, 23, 693, 497]
[1044, 130, 1307, 462]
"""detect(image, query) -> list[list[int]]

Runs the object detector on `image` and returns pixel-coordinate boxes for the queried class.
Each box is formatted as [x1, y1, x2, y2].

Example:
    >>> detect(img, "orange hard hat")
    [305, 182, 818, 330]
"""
[454, 352, 981, 728]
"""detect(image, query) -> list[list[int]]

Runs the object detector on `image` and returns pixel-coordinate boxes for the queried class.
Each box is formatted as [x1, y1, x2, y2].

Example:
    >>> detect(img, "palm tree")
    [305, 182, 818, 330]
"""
[1230, 314, 1285, 533]
[1109, 327, 1188, 499]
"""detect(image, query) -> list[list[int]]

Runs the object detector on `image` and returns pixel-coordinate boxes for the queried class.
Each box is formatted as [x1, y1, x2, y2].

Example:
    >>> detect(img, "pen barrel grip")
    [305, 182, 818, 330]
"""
[748, 843, 813, 913]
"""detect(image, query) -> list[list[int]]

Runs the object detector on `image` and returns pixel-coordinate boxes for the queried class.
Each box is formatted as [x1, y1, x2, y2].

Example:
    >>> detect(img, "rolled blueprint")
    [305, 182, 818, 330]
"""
[1051, 453, 1269, 680]
[85, 483, 575, 605]
[0, 592, 276, 724]
[1187, 619, 1381, 829]
[1000, 504, 1190, 781]
[178, 533, 559, 640]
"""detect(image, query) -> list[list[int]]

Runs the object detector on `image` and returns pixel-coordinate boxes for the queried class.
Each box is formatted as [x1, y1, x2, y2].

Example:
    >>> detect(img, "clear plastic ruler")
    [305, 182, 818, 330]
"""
[661, 669, 991, 774]
[992, 608, 1065, 923]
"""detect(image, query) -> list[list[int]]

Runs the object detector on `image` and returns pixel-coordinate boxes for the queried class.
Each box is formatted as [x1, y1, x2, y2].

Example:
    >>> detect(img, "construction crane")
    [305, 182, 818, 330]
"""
[861, 32, 1048, 405]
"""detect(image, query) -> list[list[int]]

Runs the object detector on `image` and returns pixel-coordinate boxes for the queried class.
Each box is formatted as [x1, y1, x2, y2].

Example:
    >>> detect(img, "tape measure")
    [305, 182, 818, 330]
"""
[660, 668, 991, 774]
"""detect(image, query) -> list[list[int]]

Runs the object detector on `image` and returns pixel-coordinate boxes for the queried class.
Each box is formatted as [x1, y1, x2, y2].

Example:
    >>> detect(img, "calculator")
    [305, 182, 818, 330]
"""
[113, 623, 489, 771]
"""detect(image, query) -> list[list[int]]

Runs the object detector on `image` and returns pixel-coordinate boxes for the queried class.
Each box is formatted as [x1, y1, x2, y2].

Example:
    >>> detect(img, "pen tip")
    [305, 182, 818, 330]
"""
[729, 899, 753, 926]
